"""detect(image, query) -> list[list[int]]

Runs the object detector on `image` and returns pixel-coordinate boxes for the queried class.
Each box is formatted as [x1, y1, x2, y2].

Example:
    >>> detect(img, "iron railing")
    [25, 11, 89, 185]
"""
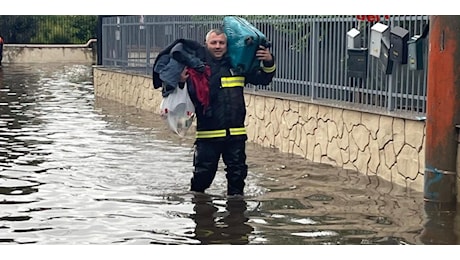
[100, 15, 429, 118]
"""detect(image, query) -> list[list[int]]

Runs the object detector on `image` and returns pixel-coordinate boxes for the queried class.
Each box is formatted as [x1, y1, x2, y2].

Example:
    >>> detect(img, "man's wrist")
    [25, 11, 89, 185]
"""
[262, 59, 274, 67]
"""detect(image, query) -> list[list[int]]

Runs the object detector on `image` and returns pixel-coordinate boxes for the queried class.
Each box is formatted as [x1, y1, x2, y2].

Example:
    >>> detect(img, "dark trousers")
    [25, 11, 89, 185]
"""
[191, 138, 248, 195]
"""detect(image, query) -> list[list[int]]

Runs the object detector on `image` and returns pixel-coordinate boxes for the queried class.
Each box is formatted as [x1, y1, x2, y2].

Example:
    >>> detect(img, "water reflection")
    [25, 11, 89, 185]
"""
[191, 193, 253, 245]
[0, 65, 43, 167]
[420, 202, 459, 244]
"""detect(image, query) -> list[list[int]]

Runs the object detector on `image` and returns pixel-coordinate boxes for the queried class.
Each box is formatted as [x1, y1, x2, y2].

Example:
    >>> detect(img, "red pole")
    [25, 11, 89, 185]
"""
[424, 15, 460, 204]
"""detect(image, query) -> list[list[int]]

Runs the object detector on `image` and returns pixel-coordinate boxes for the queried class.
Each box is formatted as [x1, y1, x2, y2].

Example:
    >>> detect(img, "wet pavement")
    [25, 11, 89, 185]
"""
[0, 63, 459, 245]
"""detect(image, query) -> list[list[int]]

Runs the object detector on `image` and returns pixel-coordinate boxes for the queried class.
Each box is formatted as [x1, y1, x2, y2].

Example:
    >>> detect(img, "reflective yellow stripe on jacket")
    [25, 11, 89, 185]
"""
[262, 65, 276, 73]
[196, 127, 246, 139]
[221, 76, 245, 88]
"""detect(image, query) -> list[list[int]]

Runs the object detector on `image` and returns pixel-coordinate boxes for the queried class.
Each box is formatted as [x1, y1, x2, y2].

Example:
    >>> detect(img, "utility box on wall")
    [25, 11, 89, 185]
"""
[408, 35, 424, 70]
[379, 40, 393, 74]
[369, 23, 390, 58]
[370, 23, 389, 58]
[347, 48, 368, 78]
[347, 28, 361, 49]
[390, 26, 409, 64]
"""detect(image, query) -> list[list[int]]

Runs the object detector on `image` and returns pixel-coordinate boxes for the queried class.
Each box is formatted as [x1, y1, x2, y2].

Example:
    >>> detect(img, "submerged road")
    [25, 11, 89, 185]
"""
[0, 63, 458, 245]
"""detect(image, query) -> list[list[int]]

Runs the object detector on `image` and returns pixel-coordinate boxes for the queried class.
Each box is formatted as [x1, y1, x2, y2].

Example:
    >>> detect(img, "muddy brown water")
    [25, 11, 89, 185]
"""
[0, 63, 459, 245]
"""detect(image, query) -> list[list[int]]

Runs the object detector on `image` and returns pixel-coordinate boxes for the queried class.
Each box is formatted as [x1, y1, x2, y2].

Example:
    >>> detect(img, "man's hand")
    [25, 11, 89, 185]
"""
[256, 45, 273, 62]
[180, 67, 189, 83]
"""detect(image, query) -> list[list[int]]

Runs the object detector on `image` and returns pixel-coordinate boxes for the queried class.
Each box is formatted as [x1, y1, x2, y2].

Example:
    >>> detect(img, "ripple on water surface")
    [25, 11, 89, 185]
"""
[0, 63, 452, 246]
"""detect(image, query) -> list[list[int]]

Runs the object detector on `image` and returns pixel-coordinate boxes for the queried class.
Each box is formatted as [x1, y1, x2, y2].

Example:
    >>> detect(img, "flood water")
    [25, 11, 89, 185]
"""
[0, 63, 459, 246]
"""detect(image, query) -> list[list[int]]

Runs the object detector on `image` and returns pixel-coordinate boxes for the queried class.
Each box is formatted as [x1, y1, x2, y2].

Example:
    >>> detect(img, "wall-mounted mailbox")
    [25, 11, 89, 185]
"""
[390, 26, 409, 64]
[347, 48, 368, 78]
[408, 35, 424, 70]
[347, 28, 361, 49]
[379, 40, 393, 74]
[370, 23, 389, 58]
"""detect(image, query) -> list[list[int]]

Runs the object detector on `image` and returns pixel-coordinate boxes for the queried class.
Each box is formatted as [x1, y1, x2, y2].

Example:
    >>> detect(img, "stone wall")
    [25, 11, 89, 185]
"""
[93, 67, 429, 193]
[245, 93, 426, 192]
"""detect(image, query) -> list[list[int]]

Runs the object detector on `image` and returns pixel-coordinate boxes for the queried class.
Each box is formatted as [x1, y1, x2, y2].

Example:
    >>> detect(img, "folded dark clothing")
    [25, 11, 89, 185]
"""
[152, 39, 206, 96]
[154, 56, 185, 96]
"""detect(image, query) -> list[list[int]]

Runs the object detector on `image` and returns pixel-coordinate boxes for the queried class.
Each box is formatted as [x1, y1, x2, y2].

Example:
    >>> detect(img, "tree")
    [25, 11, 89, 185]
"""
[0, 15, 98, 44]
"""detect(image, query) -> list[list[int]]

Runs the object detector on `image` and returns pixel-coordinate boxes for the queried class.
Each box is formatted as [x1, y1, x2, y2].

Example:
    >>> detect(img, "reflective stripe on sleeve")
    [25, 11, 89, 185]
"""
[262, 65, 276, 73]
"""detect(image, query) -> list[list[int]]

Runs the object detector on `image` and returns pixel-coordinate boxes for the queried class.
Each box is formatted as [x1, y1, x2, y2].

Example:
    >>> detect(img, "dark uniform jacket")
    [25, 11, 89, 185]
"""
[187, 50, 276, 141]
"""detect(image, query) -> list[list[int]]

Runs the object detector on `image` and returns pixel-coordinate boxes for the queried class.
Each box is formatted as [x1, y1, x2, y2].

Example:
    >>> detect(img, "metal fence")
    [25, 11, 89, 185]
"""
[100, 15, 429, 118]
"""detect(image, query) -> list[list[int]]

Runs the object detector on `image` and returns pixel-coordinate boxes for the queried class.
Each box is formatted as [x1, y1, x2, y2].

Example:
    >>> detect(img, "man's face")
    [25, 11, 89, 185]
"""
[205, 32, 227, 60]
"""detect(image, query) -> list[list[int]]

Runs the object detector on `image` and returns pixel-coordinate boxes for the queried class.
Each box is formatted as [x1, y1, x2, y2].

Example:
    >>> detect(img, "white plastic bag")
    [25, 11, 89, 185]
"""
[159, 83, 195, 137]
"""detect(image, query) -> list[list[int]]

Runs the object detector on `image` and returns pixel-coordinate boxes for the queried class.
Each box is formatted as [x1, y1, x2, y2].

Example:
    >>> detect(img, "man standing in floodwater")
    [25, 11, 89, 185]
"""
[153, 28, 275, 197]
[184, 29, 275, 196]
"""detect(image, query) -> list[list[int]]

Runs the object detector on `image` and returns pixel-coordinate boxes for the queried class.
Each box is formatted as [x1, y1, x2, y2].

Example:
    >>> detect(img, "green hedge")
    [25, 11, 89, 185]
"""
[0, 15, 98, 44]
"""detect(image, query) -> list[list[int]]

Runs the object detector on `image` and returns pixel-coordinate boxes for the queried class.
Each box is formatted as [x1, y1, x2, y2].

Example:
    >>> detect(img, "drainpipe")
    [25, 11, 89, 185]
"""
[97, 16, 104, 66]
[424, 15, 460, 205]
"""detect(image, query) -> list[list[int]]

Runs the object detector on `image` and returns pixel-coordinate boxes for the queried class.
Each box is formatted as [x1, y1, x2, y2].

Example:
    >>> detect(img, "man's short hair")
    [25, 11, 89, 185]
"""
[205, 29, 227, 43]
